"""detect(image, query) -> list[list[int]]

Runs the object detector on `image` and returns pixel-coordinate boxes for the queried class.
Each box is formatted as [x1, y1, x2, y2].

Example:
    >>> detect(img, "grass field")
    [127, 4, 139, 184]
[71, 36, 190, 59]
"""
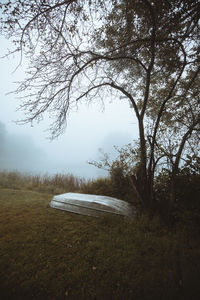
[0, 187, 200, 299]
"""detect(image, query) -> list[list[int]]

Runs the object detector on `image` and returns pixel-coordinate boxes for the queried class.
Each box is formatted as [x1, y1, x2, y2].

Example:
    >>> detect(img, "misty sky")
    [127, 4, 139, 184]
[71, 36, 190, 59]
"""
[0, 36, 138, 179]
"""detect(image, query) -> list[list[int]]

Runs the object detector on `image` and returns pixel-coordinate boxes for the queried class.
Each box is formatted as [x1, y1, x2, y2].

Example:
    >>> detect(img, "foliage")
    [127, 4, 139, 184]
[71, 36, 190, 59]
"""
[1, 188, 200, 299]
[80, 177, 113, 197]
[154, 168, 200, 223]
[89, 144, 140, 204]
[109, 163, 137, 203]
[92, 145, 200, 217]
[0, 0, 200, 211]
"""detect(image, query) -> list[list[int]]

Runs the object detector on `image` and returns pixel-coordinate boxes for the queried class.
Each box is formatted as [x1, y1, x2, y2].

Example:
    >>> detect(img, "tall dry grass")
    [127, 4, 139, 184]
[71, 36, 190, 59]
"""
[0, 170, 87, 194]
[0, 170, 138, 203]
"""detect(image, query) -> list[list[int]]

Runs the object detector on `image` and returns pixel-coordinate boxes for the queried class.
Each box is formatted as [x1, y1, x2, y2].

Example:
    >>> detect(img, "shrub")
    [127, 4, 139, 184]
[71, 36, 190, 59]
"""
[109, 164, 139, 204]
[80, 177, 113, 196]
[154, 169, 200, 222]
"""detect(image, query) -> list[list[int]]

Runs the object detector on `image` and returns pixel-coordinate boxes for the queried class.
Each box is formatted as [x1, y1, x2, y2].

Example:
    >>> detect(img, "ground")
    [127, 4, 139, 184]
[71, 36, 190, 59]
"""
[0, 188, 200, 300]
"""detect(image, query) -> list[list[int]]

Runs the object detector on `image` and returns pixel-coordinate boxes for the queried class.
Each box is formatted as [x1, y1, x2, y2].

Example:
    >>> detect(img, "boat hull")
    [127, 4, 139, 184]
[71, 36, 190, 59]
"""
[50, 192, 134, 217]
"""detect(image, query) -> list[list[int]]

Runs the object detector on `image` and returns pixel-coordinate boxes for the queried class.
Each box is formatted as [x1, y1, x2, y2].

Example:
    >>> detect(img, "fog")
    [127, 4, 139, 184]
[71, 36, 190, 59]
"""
[0, 121, 45, 172]
[0, 37, 138, 179]
[0, 116, 136, 178]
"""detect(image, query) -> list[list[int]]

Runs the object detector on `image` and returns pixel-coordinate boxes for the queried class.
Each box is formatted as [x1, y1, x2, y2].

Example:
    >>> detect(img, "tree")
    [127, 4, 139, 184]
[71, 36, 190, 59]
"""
[0, 0, 200, 212]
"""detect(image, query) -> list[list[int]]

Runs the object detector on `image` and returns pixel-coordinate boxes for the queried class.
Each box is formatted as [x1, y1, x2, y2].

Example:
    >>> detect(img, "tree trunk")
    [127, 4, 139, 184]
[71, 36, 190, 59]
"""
[136, 118, 153, 212]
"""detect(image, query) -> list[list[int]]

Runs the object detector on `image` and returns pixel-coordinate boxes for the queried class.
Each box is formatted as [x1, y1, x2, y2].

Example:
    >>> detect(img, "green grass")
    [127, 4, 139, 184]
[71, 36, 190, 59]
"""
[0, 188, 200, 300]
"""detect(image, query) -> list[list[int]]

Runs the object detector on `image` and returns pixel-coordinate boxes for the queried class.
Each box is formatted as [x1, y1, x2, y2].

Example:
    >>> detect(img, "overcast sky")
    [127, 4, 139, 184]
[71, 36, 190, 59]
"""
[0, 36, 138, 179]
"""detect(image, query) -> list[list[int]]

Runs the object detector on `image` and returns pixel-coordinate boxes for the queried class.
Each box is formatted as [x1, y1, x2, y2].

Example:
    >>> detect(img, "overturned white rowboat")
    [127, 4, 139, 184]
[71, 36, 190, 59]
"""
[50, 192, 134, 217]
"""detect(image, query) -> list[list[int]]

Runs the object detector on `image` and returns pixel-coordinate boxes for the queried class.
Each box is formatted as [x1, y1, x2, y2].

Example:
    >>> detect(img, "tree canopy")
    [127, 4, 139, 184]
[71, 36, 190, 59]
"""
[1, 0, 200, 211]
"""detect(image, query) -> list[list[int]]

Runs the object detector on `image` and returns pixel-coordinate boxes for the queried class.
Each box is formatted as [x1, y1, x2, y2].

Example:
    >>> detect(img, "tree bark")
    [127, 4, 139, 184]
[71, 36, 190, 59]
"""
[137, 117, 152, 211]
